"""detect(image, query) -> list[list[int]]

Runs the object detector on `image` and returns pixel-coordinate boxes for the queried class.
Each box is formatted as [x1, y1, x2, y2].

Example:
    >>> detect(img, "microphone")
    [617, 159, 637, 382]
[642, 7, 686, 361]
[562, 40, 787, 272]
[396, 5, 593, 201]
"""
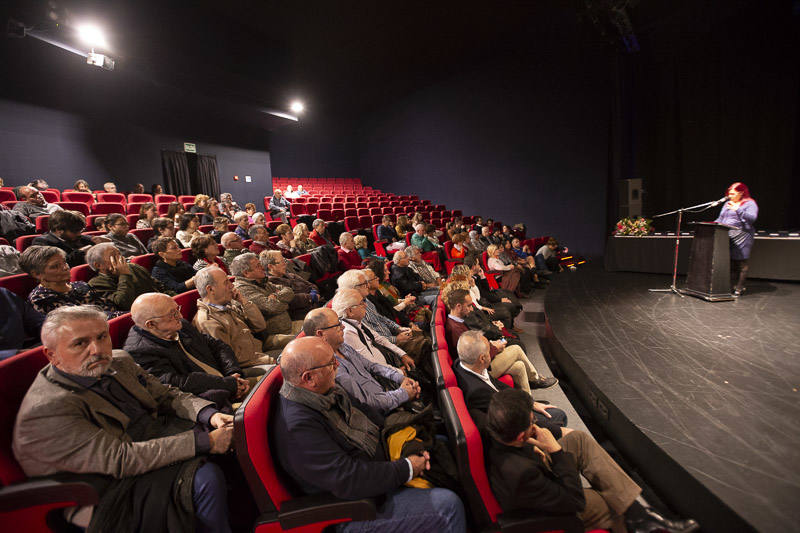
[711, 197, 727, 206]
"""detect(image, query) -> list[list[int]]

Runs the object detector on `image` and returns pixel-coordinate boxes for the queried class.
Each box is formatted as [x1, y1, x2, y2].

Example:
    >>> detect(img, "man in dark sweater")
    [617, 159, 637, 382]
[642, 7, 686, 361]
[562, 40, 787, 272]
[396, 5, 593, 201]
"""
[272, 337, 466, 532]
[31, 210, 110, 267]
[485, 389, 698, 533]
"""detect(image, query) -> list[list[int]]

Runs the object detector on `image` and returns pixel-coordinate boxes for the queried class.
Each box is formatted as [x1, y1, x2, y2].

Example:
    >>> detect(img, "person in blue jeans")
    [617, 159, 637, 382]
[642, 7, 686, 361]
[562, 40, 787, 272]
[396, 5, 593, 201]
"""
[273, 337, 467, 533]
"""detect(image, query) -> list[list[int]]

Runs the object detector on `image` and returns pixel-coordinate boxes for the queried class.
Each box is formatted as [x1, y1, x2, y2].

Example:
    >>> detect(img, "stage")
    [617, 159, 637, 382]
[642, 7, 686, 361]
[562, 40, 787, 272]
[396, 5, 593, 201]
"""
[543, 265, 800, 532]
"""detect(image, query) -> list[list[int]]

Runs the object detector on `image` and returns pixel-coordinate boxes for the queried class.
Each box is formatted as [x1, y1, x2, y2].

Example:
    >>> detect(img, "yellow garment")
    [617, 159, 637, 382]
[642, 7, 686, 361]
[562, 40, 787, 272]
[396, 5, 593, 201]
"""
[386, 426, 433, 489]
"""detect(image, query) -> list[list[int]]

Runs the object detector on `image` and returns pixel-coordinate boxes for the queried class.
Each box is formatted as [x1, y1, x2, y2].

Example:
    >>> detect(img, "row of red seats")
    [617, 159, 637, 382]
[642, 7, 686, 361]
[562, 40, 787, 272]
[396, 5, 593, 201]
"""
[0, 188, 197, 206]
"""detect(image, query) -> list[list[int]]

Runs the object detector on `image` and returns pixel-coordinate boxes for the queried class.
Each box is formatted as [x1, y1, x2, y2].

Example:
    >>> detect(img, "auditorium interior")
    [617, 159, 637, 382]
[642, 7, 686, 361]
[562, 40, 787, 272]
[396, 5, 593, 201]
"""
[0, 1, 798, 532]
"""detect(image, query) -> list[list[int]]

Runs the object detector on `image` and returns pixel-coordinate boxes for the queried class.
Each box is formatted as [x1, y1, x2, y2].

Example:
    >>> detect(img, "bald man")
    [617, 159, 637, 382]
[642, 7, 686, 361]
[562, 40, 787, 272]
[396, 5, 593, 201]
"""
[272, 337, 466, 532]
[124, 293, 250, 402]
[303, 308, 419, 414]
[12, 185, 62, 220]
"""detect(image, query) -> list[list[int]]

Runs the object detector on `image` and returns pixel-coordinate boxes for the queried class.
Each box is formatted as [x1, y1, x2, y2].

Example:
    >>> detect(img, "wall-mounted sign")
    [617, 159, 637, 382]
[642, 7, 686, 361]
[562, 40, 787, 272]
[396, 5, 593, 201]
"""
[245, 175, 252, 183]
[184, 142, 197, 153]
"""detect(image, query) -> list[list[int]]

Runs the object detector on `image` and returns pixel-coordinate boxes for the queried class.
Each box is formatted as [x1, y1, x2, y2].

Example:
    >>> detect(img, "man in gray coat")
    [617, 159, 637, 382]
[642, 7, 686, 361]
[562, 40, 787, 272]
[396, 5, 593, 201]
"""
[12, 305, 235, 532]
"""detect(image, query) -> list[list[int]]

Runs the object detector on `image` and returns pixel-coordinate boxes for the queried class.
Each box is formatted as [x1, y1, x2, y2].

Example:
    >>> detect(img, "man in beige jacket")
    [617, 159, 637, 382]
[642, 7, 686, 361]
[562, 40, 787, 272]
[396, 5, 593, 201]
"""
[192, 266, 281, 372]
[230, 253, 303, 342]
[12, 305, 234, 531]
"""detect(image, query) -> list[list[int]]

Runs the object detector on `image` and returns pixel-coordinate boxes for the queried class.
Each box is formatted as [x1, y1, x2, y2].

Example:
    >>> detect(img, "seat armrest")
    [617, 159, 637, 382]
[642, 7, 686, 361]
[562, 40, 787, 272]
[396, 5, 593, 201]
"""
[278, 493, 376, 529]
[0, 479, 99, 512]
[497, 510, 584, 533]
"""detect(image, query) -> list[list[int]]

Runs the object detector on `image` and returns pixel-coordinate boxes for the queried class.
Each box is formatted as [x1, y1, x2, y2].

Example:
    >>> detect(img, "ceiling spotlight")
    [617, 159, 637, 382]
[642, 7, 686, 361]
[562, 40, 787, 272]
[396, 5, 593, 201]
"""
[289, 101, 305, 114]
[76, 24, 107, 49]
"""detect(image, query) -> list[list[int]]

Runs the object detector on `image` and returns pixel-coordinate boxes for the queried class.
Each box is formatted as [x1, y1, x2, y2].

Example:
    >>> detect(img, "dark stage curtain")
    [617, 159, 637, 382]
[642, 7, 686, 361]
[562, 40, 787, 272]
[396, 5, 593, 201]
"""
[161, 150, 191, 196]
[609, 1, 800, 233]
[195, 155, 220, 200]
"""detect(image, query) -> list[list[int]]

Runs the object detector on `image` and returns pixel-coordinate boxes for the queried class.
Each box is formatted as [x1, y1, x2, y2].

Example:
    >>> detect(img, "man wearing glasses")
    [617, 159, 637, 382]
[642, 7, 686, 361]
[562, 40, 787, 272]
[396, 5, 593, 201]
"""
[273, 337, 466, 532]
[303, 307, 420, 415]
[125, 293, 250, 404]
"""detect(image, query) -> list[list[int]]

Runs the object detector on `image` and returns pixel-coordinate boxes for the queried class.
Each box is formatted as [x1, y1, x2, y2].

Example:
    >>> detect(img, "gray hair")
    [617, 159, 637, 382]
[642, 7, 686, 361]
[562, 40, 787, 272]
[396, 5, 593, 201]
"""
[312, 218, 325, 230]
[234, 211, 249, 223]
[337, 269, 366, 290]
[338, 232, 353, 246]
[406, 245, 421, 257]
[220, 231, 240, 248]
[19, 245, 66, 276]
[260, 250, 284, 267]
[331, 288, 362, 318]
[248, 224, 266, 239]
[230, 252, 259, 277]
[41, 305, 107, 349]
[469, 230, 478, 238]
[302, 308, 332, 337]
[393, 249, 407, 262]
[85, 242, 116, 269]
[456, 330, 489, 365]
[413, 223, 425, 231]
[220, 193, 232, 202]
[195, 266, 223, 297]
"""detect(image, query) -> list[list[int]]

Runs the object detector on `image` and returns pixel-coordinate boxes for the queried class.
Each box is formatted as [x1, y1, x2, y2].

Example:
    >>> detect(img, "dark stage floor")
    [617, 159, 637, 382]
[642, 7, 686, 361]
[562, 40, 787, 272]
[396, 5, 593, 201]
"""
[544, 266, 800, 532]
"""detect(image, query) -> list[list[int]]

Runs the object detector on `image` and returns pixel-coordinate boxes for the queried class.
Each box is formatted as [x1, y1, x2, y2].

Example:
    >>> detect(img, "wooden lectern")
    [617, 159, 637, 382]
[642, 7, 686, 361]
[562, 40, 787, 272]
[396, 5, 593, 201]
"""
[681, 222, 736, 301]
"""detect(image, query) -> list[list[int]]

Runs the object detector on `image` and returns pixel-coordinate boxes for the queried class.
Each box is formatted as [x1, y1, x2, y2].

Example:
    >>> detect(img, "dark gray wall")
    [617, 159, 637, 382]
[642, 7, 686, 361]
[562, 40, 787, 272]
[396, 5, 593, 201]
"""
[0, 99, 272, 207]
[269, 116, 359, 179]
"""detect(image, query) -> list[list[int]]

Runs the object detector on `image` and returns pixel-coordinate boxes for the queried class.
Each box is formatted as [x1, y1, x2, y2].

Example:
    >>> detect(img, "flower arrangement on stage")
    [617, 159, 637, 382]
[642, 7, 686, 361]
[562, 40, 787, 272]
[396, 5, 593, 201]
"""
[613, 217, 653, 236]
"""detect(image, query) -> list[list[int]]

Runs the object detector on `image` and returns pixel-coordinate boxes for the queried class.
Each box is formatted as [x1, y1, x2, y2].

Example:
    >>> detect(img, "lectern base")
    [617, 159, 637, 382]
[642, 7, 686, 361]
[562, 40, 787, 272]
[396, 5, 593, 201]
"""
[679, 287, 735, 302]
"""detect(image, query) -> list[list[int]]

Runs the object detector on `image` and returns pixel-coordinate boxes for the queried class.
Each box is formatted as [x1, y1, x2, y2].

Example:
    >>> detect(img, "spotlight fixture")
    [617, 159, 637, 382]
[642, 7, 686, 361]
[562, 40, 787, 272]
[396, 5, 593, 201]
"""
[289, 100, 305, 114]
[76, 24, 107, 49]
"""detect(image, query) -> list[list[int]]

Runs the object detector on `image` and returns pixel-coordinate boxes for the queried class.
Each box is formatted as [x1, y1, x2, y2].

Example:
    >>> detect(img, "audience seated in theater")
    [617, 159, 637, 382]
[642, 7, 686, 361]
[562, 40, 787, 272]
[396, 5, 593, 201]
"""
[244, 203, 258, 223]
[468, 230, 484, 252]
[248, 223, 277, 255]
[230, 253, 304, 348]
[284, 185, 298, 199]
[407, 245, 442, 285]
[133, 183, 145, 194]
[268, 189, 291, 223]
[219, 201, 237, 219]
[354, 235, 377, 261]
[251, 211, 266, 226]
[151, 237, 196, 293]
[425, 223, 443, 245]
[365, 258, 431, 327]
[220, 231, 247, 264]
[395, 214, 413, 240]
[410, 223, 447, 271]
[309, 218, 335, 246]
[377, 215, 406, 252]
[93, 215, 108, 232]
[166, 202, 185, 227]
[28, 178, 50, 191]
[337, 232, 363, 270]
[219, 192, 240, 212]
[12, 185, 63, 220]
[339, 269, 431, 367]
[136, 202, 158, 229]
[176, 213, 203, 248]
[210, 217, 229, 243]
[73, 178, 92, 194]
[333, 288, 415, 372]
[449, 232, 469, 260]
[201, 198, 229, 225]
[453, 330, 566, 431]
[0, 201, 35, 241]
[13, 305, 237, 532]
[260, 250, 319, 319]
[275, 223, 299, 257]
[272, 337, 466, 532]
[126, 293, 250, 403]
[460, 258, 522, 332]
[31, 210, 108, 267]
[292, 222, 318, 254]
[304, 307, 420, 414]
[444, 288, 555, 392]
[148, 217, 179, 251]
[102, 213, 147, 258]
[233, 211, 250, 239]
[102, 181, 117, 193]
[502, 239, 541, 291]
[190, 194, 210, 214]
[192, 266, 276, 372]
[390, 249, 439, 306]
[411, 212, 425, 227]
[536, 237, 563, 274]
[86, 242, 173, 310]
[296, 184, 309, 196]
[486, 389, 698, 533]
[191, 235, 229, 274]
[151, 183, 163, 196]
[20, 245, 122, 318]
[0, 287, 45, 359]
[486, 243, 526, 297]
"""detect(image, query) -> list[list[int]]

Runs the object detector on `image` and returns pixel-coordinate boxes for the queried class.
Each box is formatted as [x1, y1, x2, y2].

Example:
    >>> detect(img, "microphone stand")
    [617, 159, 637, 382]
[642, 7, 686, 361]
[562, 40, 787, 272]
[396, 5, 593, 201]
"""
[648, 198, 724, 296]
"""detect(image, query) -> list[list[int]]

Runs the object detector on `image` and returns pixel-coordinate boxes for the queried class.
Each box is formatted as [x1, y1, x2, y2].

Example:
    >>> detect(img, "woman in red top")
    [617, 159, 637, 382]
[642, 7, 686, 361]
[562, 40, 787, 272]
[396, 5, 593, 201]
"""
[191, 234, 230, 274]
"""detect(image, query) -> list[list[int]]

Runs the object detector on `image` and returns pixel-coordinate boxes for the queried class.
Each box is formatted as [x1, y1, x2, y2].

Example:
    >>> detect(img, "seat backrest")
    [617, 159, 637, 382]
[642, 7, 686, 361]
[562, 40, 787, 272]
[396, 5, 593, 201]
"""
[15, 234, 39, 253]
[343, 216, 359, 232]
[61, 191, 94, 205]
[70, 263, 96, 283]
[127, 202, 146, 215]
[0, 347, 49, 486]
[55, 202, 90, 216]
[235, 366, 289, 513]
[97, 193, 126, 204]
[130, 253, 157, 271]
[92, 202, 125, 215]
[35, 215, 49, 233]
[178, 195, 196, 204]
[440, 386, 502, 527]
[154, 194, 177, 204]
[108, 313, 134, 348]
[0, 273, 38, 299]
[129, 228, 154, 245]
[444, 240, 454, 260]
[127, 194, 153, 203]
[0, 190, 16, 202]
[40, 190, 59, 203]
[174, 289, 200, 320]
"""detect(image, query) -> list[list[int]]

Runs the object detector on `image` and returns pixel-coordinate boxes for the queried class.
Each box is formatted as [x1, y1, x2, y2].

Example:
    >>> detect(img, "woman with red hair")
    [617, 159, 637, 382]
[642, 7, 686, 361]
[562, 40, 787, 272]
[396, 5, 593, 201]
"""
[714, 182, 758, 296]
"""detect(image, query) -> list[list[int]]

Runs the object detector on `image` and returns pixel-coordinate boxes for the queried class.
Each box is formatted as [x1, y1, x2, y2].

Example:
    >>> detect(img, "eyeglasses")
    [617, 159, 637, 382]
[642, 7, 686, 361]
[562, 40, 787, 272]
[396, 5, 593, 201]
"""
[304, 356, 337, 373]
[318, 319, 344, 331]
[349, 300, 367, 309]
[354, 280, 369, 288]
[149, 305, 182, 321]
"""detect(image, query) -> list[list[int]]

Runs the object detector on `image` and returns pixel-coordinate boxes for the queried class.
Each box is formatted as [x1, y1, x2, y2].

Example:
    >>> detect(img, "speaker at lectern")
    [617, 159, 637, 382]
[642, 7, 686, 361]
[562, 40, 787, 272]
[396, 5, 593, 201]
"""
[681, 222, 737, 301]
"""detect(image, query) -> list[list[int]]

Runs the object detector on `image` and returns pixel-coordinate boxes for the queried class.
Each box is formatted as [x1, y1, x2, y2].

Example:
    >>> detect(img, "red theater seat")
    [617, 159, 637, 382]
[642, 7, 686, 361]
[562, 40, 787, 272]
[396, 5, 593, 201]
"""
[15, 235, 38, 253]
[234, 366, 376, 532]
[91, 202, 125, 215]
[69, 264, 96, 283]
[127, 194, 153, 203]
[108, 313, 134, 348]
[178, 195, 196, 204]
[40, 190, 59, 203]
[55, 202, 90, 216]
[97, 193, 126, 205]
[0, 273, 38, 299]
[127, 202, 146, 215]
[154, 194, 177, 204]
[61, 191, 94, 205]
[130, 253, 157, 272]
[174, 289, 200, 320]
[0, 190, 15, 202]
